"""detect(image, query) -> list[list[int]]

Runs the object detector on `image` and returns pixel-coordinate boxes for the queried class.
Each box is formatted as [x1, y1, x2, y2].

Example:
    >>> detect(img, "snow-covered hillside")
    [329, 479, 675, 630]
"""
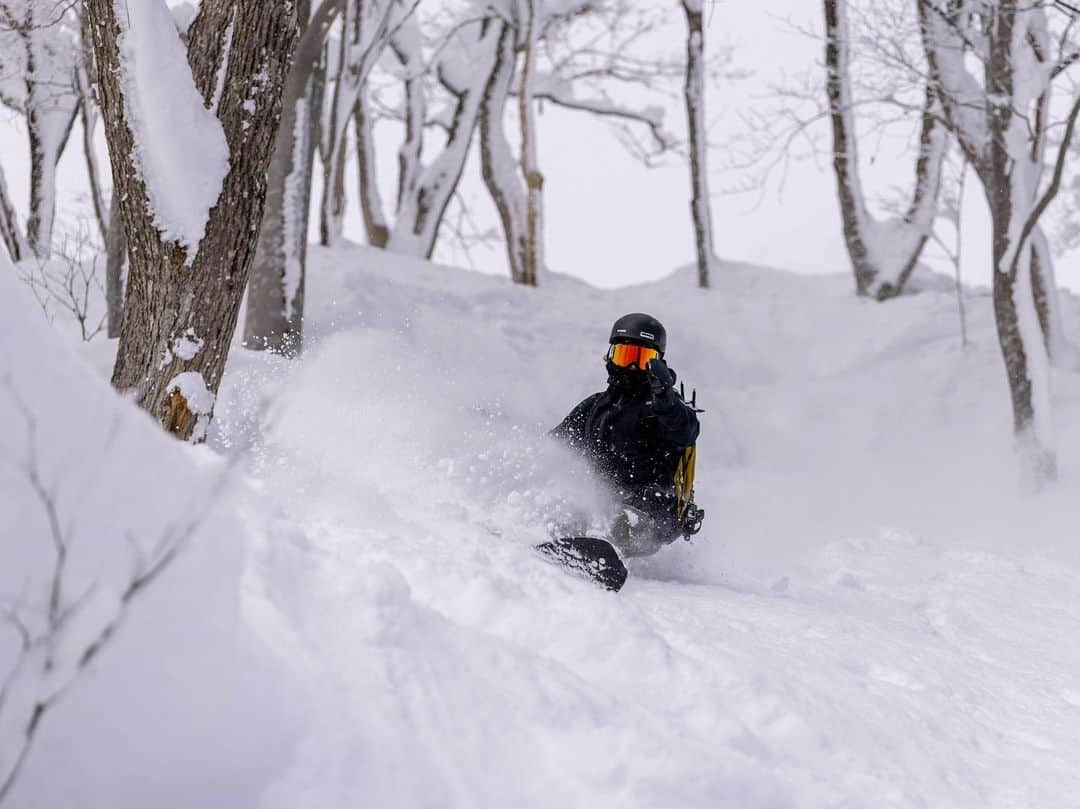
[6, 245, 1080, 808]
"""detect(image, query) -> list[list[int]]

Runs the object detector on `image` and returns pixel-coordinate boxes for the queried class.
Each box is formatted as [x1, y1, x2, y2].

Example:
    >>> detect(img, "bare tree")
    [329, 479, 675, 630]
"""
[681, 0, 716, 289]
[0, 0, 80, 258]
[517, 0, 543, 287]
[918, 149, 970, 348]
[384, 16, 504, 258]
[476, 0, 678, 284]
[244, 0, 340, 356]
[353, 77, 390, 247]
[19, 222, 106, 342]
[918, 0, 1080, 482]
[823, 0, 947, 300]
[319, 0, 416, 248]
[478, 20, 529, 282]
[88, 0, 300, 441]
[75, 3, 108, 245]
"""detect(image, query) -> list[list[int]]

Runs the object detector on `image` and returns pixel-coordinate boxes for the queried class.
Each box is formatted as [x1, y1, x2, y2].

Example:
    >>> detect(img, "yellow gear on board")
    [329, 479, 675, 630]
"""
[673, 443, 697, 519]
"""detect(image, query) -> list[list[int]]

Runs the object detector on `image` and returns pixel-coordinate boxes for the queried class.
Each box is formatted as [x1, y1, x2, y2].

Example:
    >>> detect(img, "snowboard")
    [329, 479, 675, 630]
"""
[536, 536, 628, 592]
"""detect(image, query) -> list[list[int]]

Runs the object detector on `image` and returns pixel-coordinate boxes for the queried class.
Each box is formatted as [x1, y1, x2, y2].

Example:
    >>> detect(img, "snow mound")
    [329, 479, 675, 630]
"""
[0, 269, 295, 808]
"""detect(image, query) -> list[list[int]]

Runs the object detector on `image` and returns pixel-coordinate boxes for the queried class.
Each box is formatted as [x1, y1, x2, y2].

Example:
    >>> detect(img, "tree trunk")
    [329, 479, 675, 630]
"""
[320, 132, 348, 245]
[1029, 226, 1075, 367]
[354, 92, 389, 247]
[89, 0, 300, 441]
[23, 23, 78, 258]
[0, 161, 26, 263]
[105, 184, 125, 339]
[517, 0, 543, 287]
[681, 0, 715, 289]
[985, 1, 1056, 481]
[391, 28, 426, 217]
[76, 75, 109, 246]
[479, 22, 527, 283]
[824, 0, 945, 300]
[77, 5, 108, 245]
[245, 0, 337, 356]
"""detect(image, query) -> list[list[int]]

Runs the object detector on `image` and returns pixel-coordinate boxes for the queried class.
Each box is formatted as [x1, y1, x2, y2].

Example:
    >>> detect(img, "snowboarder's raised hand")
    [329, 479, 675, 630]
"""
[646, 357, 675, 400]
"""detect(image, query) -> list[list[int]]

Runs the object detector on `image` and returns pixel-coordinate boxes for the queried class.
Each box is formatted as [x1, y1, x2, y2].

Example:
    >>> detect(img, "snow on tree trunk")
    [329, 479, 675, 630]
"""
[391, 23, 426, 220]
[320, 134, 348, 246]
[245, 0, 337, 356]
[479, 22, 527, 284]
[76, 4, 108, 245]
[824, 0, 946, 300]
[984, 4, 1056, 482]
[22, 5, 79, 258]
[0, 160, 27, 262]
[89, 0, 299, 441]
[920, 0, 1062, 482]
[681, 0, 716, 289]
[517, 0, 543, 288]
[1028, 227, 1074, 366]
[75, 66, 108, 246]
[388, 20, 502, 259]
[319, 0, 354, 248]
[354, 90, 389, 247]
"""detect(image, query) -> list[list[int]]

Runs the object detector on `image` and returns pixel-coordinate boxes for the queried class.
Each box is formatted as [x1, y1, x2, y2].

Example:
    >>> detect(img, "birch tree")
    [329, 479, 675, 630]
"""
[681, 0, 716, 289]
[517, 0, 542, 286]
[75, 4, 108, 245]
[478, 19, 528, 282]
[918, 0, 1080, 481]
[823, 0, 947, 300]
[88, 0, 299, 441]
[0, 0, 80, 258]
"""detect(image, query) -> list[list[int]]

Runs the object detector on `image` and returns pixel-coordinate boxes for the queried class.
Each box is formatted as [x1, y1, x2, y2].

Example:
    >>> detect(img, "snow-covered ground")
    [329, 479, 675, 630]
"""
[5, 246, 1080, 808]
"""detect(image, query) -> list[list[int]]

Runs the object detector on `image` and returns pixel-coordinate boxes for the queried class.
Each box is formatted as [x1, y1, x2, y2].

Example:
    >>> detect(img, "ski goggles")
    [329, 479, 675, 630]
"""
[606, 342, 659, 370]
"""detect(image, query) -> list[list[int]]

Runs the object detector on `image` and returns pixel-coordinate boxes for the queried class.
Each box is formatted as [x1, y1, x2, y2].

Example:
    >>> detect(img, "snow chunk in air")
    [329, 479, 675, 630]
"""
[115, 0, 229, 262]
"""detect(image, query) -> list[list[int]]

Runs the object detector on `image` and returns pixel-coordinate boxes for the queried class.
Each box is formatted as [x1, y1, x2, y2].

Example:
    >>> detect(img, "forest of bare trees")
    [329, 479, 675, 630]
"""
[2, 0, 1079, 475]
[814, 0, 1080, 482]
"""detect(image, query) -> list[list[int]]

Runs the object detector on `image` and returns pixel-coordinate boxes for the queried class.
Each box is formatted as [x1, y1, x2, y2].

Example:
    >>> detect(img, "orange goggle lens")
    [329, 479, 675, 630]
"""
[607, 343, 659, 370]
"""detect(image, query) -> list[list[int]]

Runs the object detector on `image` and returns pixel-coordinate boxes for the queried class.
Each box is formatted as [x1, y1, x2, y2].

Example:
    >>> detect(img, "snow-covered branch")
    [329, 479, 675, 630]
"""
[531, 81, 675, 154]
[0, 381, 233, 803]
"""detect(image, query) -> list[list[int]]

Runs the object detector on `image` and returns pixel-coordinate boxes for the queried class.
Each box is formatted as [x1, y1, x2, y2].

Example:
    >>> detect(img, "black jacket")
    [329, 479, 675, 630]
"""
[552, 365, 700, 501]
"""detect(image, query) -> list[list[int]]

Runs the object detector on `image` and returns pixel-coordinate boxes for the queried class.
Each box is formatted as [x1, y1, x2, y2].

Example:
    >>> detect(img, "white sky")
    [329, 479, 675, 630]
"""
[1, 0, 1076, 292]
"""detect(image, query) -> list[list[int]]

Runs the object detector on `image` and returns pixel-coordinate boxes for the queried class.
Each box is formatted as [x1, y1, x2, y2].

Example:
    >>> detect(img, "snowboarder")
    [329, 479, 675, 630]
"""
[546, 313, 702, 576]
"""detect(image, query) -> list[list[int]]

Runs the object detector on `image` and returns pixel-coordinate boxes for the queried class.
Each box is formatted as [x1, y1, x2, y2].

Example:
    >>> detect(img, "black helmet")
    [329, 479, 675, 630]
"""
[609, 312, 666, 354]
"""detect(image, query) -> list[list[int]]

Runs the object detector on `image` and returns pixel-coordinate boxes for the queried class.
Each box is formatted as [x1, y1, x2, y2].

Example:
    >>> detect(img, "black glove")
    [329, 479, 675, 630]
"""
[646, 357, 675, 400]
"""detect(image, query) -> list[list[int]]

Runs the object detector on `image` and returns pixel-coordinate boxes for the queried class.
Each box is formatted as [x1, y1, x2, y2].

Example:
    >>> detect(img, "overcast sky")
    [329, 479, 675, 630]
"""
[1, 0, 1076, 292]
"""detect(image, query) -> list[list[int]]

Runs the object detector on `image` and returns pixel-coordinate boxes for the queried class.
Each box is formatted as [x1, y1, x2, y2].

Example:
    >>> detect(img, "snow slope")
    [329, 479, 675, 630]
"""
[7, 244, 1080, 808]
[219, 246, 1080, 808]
